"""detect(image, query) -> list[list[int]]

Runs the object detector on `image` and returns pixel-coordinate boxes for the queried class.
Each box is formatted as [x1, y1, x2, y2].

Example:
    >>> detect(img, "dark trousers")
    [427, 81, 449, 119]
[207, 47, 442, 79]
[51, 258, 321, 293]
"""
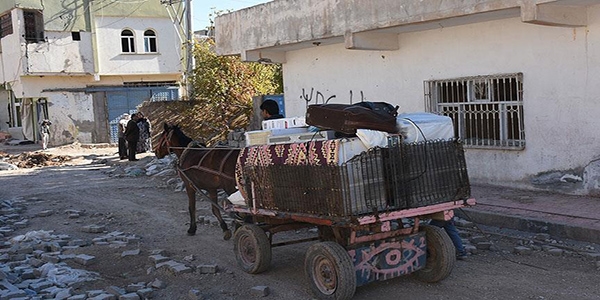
[118, 137, 127, 159]
[127, 140, 138, 161]
[429, 219, 466, 255]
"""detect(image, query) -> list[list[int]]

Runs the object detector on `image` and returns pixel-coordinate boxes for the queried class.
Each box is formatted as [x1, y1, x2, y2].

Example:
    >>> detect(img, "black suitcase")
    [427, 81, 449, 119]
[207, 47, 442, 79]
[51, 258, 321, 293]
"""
[306, 103, 398, 134]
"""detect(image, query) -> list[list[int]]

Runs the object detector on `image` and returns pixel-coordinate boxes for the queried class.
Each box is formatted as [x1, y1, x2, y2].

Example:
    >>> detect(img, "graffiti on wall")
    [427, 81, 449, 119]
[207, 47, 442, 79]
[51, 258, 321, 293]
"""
[300, 88, 367, 108]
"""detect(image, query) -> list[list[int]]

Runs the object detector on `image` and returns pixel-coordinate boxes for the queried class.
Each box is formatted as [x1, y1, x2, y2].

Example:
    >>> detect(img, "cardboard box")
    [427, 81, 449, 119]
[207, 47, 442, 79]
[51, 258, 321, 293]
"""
[267, 130, 336, 145]
[245, 130, 271, 147]
[262, 117, 306, 130]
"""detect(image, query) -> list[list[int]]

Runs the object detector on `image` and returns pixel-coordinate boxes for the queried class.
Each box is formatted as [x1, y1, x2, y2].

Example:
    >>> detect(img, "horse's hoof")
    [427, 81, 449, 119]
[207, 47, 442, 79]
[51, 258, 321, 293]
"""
[187, 229, 196, 236]
[223, 231, 232, 241]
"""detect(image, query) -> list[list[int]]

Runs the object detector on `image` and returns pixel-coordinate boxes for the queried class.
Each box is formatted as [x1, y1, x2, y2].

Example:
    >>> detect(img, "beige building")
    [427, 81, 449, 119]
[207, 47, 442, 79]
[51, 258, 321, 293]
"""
[0, 0, 184, 146]
[216, 0, 600, 195]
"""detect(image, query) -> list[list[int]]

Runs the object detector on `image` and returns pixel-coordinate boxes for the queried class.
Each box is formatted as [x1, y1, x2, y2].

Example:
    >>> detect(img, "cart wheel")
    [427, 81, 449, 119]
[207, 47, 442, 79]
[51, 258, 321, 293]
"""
[413, 225, 456, 283]
[304, 242, 356, 300]
[233, 224, 272, 274]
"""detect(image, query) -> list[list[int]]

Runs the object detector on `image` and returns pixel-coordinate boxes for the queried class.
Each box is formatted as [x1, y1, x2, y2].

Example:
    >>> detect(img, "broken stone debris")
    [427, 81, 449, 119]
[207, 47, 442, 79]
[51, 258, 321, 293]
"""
[0, 152, 71, 169]
[0, 228, 167, 299]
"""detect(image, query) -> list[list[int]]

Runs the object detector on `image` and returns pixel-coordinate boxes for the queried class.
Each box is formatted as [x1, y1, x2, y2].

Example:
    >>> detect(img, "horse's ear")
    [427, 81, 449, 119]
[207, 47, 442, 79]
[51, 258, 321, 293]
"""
[163, 123, 169, 131]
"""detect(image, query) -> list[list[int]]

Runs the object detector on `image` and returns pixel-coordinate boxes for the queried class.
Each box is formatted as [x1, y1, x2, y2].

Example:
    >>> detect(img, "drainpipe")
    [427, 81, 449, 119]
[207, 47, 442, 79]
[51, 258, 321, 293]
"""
[185, 0, 193, 99]
[88, 0, 100, 81]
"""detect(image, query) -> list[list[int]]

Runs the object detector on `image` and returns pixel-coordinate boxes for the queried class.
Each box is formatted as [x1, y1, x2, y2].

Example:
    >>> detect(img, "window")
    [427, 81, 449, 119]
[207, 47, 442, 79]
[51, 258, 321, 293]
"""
[71, 31, 80, 41]
[121, 29, 135, 53]
[24, 10, 44, 43]
[143, 29, 157, 53]
[425, 73, 525, 149]
[8, 95, 21, 128]
[0, 13, 12, 39]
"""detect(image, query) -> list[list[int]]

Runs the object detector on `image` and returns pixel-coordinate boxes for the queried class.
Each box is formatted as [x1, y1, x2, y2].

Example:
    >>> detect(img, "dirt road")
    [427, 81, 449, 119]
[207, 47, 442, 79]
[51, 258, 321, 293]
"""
[1, 144, 599, 299]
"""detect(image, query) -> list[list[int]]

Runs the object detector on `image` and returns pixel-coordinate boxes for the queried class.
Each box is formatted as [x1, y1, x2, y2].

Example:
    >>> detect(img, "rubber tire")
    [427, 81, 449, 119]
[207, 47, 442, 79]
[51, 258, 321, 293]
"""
[233, 224, 272, 274]
[413, 225, 456, 283]
[304, 242, 356, 300]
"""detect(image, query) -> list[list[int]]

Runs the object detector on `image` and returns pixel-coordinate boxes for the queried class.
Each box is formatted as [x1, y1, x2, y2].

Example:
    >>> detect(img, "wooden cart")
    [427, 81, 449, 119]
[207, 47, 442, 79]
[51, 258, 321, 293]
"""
[226, 139, 475, 299]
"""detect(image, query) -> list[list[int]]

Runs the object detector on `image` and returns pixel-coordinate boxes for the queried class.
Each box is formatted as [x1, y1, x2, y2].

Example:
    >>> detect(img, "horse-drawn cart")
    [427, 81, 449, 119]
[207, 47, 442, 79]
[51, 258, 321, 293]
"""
[226, 137, 475, 299]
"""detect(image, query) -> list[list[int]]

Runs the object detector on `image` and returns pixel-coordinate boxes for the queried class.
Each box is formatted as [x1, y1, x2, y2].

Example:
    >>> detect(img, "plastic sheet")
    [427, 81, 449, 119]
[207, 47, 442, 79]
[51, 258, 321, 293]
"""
[397, 112, 454, 143]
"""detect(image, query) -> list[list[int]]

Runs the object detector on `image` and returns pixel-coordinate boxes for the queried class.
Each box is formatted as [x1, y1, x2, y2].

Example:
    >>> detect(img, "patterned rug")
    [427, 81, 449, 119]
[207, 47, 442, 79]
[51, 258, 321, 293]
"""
[235, 139, 340, 200]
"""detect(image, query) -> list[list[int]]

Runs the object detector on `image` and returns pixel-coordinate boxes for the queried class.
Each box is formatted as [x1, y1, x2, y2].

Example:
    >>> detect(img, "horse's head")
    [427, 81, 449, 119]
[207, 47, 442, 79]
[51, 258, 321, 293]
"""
[155, 123, 192, 159]
[154, 123, 174, 159]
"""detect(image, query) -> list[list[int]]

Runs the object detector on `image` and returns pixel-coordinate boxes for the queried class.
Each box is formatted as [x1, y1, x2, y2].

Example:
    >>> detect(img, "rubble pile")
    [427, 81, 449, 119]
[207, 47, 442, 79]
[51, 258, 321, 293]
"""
[455, 219, 600, 264]
[0, 198, 207, 299]
[2, 152, 72, 168]
[103, 155, 184, 191]
[0, 228, 177, 299]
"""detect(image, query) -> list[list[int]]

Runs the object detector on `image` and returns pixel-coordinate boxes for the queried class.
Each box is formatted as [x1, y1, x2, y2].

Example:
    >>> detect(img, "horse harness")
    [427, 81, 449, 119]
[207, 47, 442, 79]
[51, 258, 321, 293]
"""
[160, 127, 238, 185]
[178, 147, 238, 183]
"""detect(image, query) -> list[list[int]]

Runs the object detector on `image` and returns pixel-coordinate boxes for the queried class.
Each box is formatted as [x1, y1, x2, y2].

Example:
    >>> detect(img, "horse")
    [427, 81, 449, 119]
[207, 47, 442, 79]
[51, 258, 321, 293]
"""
[155, 123, 241, 240]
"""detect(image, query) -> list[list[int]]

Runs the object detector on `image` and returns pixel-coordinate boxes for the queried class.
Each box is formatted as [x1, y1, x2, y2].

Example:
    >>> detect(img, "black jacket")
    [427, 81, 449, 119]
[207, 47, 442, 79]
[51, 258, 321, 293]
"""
[124, 119, 140, 142]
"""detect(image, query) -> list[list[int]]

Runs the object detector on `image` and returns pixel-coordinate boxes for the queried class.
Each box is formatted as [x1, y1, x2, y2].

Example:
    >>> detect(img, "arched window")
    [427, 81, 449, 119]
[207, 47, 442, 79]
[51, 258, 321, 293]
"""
[121, 29, 135, 53]
[143, 29, 157, 53]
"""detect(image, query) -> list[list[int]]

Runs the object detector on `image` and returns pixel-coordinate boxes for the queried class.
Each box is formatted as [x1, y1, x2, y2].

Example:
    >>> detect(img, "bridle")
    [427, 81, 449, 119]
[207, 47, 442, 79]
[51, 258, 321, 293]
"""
[156, 128, 175, 155]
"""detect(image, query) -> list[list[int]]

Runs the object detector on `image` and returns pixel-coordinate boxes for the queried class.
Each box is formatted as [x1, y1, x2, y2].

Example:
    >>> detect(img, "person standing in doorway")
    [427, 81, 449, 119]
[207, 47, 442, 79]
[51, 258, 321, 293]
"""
[124, 113, 140, 161]
[40, 119, 51, 150]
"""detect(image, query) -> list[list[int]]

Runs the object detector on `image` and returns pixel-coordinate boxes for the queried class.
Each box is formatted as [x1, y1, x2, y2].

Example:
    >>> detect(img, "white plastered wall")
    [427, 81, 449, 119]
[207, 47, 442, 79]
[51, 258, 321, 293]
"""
[26, 31, 94, 74]
[16, 76, 95, 145]
[281, 10, 600, 186]
[95, 17, 183, 75]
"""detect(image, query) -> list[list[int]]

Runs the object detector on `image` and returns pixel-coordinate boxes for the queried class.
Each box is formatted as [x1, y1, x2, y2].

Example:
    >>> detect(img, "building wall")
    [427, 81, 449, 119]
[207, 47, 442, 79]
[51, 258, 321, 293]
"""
[0, 1, 41, 13]
[0, 90, 9, 132]
[0, 1, 184, 145]
[281, 11, 600, 188]
[0, 10, 24, 86]
[95, 16, 183, 76]
[26, 31, 95, 74]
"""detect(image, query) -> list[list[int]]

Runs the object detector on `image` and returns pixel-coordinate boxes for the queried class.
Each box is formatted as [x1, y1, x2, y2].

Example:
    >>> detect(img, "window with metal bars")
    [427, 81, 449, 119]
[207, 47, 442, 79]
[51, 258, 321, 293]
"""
[24, 10, 44, 43]
[425, 73, 525, 150]
[0, 13, 12, 39]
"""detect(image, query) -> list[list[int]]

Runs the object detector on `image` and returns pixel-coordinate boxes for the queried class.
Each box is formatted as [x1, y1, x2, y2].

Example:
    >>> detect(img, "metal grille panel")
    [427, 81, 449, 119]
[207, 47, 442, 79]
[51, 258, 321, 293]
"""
[425, 73, 525, 150]
[242, 139, 470, 218]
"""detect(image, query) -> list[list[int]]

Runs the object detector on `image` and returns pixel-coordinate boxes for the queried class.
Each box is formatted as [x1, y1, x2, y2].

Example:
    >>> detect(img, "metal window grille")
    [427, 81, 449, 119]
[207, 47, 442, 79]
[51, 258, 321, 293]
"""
[425, 73, 525, 150]
[241, 139, 470, 218]
[24, 10, 44, 43]
[0, 13, 13, 39]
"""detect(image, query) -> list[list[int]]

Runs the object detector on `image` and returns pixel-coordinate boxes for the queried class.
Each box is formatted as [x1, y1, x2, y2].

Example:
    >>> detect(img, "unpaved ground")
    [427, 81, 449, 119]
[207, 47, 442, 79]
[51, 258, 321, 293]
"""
[1, 143, 600, 299]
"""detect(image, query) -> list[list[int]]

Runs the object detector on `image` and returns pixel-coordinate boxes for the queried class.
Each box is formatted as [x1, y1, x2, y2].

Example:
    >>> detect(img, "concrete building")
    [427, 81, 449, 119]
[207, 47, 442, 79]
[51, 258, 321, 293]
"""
[215, 0, 600, 195]
[0, 0, 183, 146]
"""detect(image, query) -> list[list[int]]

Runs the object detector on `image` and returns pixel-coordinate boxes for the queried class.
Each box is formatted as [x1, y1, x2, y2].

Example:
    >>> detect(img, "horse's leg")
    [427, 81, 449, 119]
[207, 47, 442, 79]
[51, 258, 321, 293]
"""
[185, 180, 197, 236]
[208, 189, 231, 240]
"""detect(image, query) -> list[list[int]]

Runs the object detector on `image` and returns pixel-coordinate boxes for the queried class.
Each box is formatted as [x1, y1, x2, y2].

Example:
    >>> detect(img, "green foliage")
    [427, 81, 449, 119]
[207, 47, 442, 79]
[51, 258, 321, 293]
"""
[189, 38, 282, 145]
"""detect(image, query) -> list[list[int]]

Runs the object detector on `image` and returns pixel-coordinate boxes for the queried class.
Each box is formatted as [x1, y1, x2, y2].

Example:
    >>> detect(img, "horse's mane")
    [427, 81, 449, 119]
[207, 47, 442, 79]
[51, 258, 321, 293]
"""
[172, 125, 193, 147]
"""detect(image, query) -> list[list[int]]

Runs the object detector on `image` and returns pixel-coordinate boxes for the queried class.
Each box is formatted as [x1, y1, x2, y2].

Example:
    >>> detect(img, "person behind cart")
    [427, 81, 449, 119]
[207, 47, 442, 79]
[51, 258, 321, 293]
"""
[430, 217, 468, 260]
[260, 100, 284, 120]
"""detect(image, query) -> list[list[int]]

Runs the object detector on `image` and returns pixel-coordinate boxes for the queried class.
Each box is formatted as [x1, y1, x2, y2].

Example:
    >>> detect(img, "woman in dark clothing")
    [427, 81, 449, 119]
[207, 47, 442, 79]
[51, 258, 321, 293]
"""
[118, 114, 130, 159]
[124, 113, 140, 161]
[136, 112, 152, 153]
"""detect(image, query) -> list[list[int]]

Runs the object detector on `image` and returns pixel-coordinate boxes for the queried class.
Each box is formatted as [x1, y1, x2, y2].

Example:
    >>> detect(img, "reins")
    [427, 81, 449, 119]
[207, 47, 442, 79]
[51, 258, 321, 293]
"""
[161, 127, 239, 183]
